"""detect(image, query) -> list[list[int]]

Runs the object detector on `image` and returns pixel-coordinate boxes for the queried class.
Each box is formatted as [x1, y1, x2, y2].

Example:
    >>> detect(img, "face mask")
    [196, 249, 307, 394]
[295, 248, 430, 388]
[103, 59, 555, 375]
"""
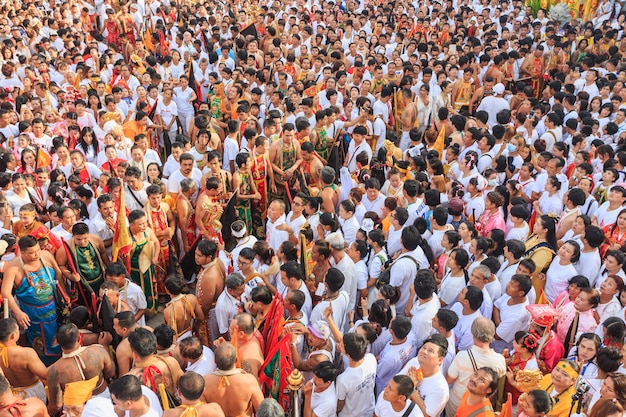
[507, 143, 517, 153]
[488, 179, 498, 187]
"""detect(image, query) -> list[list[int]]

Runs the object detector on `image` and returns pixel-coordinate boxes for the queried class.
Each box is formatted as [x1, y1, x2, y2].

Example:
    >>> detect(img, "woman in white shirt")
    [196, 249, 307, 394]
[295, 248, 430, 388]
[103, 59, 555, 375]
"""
[366, 229, 388, 306]
[534, 176, 564, 217]
[544, 240, 580, 303]
[338, 200, 360, 245]
[348, 240, 370, 306]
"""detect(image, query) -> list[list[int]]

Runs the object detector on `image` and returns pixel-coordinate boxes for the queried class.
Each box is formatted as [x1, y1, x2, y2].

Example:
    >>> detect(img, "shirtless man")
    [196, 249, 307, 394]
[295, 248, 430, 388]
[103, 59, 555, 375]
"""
[47, 324, 115, 417]
[113, 311, 140, 376]
[318, 167, 340, 214]
[154, 324, 185, 370]
[400, 88, 418, 150]
[163, 274, 204, 344]
[1, 236, 67, 363]
[128, 328, 183, 404]
[194, 239, 226, 347]
[0, 318, 48, 402]
[0, 374, 48, 417]
[229, 314, 264, 379]
[163, 372, 224, 417]
[201, 343, 263, 417]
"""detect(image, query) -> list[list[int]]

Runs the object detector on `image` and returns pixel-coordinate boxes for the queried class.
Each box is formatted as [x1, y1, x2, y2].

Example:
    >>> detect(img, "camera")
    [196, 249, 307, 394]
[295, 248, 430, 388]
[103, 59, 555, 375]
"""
[575, 377, 590, 397]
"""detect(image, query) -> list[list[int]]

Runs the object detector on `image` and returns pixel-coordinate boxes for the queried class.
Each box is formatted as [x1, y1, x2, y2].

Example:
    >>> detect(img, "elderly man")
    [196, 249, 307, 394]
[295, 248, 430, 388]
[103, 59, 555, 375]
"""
[215, 273, 246, 340]
[202, 342, 264, 417]
[445, 317, 506, 417]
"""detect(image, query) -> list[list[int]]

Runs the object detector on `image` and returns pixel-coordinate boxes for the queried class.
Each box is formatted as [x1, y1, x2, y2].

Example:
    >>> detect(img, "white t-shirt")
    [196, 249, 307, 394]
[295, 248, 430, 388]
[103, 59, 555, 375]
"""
[400, 359, 449, 417]
[544, 256, 578, 304]
[336, 354, 377, 417]
[375, 337, 418, 396]
[438, 272, 466, 306]
[311, 382, 338, 417]
[167, 168, 203, 196]
[492, 295, 530, 352]
[374, 393, 424, 417]
[594, 202, 623, 228]
[505, 223, 530, 241]
[186, 346, 216, 375]
[120, 279, 148, 326]
[410, 296, 440, 347]
[155, 100, 178, 127]
[449, 304, 482, 351]
[222, 137, 239, 172]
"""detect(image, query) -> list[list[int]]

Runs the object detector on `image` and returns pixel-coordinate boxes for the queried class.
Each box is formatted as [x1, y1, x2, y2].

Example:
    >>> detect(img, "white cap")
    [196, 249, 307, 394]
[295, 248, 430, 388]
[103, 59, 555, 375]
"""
[493, 83, 505, 95]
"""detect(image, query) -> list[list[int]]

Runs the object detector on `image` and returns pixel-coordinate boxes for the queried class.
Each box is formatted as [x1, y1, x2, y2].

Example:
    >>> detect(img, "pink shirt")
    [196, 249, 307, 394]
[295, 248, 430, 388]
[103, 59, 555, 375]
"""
[477, 210, 506, 237]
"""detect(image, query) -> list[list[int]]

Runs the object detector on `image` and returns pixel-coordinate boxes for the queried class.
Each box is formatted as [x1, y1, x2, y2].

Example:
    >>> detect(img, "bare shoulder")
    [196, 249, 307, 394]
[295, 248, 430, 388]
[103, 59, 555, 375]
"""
[164, 356, 182, 370]
[200, 403, 225, 417]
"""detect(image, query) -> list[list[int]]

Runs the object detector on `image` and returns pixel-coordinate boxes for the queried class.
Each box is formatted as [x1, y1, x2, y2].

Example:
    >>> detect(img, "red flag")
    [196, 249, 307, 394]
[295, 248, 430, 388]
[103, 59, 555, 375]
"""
[261, 294, 285, 356]
[258, 335, 293, 411]
[258, 294, 293, 410]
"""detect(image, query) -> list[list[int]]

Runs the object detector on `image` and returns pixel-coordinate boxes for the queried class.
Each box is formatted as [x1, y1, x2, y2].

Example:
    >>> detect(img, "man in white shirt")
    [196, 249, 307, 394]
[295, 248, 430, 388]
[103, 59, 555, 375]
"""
[178, 336, 216, 375]
[375, 316, 417, 397]
[51, 206, 76, 241]
[336, 333, 377, 417]
[266, 199, 289, 253]
[400, 334, 451, 417]
[449, 286, 484, 351]
[476, 83, 510, 127]
[375, 375, 423, 417]
[223, 120, 240, 173]
[390, 226, 428, 315]
[362, 179, 386, 218]
[89, 194, 116, 258]
[345, 125, 372, 173]
[167, 153, 203, 201]
[214, 273, 245, 339]
[327, 232, 357, 311]
[409, 270, 440, 347]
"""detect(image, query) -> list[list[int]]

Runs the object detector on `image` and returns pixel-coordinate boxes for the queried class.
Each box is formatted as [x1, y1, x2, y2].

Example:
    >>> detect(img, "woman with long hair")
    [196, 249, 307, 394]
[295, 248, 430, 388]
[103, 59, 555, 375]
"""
[76, 127, 99, 165]
[525, 215, 557, 298]
[568, 333, 601, 379]
[16, 148, 37, 175]
[439, 248, 469, 307]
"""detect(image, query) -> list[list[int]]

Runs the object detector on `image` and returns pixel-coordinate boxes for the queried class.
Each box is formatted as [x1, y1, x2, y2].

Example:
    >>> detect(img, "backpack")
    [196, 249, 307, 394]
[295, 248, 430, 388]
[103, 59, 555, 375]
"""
[376, 255, 421, 288]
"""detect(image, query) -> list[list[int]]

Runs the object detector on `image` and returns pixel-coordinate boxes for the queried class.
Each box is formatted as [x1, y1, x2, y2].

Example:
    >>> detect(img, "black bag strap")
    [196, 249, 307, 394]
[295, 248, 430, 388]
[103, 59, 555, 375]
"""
[126, 184, 145, 207]
[467, 348, 478, 372]
[393, 255, 420, 270]
[401, 401, 417, 417]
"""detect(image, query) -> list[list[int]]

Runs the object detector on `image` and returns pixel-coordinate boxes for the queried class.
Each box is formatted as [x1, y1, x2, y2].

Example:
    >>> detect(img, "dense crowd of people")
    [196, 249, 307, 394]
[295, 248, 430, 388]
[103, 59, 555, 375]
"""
[1, 0, 626, 416]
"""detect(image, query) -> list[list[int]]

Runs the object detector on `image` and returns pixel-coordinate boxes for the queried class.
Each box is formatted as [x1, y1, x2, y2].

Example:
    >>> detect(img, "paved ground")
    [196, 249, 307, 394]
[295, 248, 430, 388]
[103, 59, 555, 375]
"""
[147, 311, 165, 328]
